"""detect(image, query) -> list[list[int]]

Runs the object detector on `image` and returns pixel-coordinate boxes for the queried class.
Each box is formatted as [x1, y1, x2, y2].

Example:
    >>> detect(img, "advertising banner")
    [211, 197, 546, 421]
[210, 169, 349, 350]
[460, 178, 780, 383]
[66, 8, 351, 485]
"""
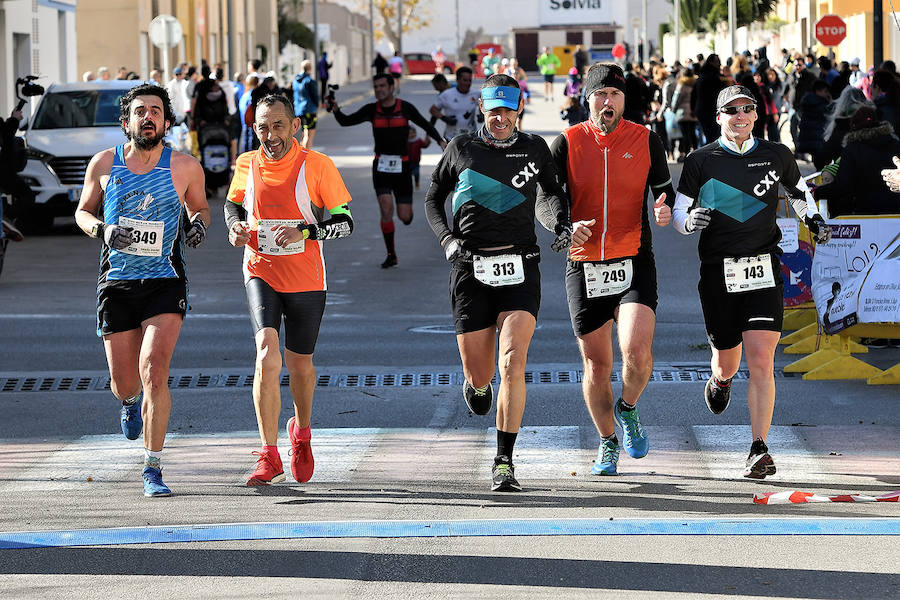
[538, 0, 612, 27]
[811, 219, 900, 334]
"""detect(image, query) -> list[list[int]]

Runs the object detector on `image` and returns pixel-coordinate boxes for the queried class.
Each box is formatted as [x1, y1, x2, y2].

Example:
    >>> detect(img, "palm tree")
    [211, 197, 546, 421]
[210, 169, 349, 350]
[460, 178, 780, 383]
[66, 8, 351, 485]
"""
[672, 0, 778, 33]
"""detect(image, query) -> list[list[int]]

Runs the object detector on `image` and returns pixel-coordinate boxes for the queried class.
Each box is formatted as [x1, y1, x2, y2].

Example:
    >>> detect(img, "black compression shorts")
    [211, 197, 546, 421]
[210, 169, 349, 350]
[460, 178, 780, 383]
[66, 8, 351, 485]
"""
[372, 159, 413, 203]
[450, 251, 541, 334]
[300, 113, 317, 130]
[245, 277, 326, 354]
[97, 278, 187, 337]
[698, 254, 784, 350]
[565, 253, 658, 337]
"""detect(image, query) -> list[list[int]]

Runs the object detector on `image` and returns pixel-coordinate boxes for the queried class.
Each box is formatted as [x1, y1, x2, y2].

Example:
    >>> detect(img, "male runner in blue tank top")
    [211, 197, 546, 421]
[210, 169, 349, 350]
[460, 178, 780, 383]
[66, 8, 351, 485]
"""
[75, 84, 210, 497]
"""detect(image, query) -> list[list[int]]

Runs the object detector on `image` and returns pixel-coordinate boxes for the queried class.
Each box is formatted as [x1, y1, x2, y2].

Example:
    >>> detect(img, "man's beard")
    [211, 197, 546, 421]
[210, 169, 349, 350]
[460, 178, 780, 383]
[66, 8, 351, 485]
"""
[592, 112, 621, 134]
[132, 126, 164, 150]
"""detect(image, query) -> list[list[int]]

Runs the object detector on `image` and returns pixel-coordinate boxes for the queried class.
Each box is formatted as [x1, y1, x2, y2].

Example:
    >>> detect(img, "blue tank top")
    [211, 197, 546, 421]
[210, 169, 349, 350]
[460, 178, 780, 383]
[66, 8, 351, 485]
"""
[101, 145, 185, 281]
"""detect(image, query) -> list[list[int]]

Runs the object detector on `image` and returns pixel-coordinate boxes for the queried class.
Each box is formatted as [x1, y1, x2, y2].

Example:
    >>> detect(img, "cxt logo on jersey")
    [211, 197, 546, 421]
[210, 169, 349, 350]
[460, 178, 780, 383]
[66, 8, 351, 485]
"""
[753, 170, 780, 197]
[511, 162, 540, 189]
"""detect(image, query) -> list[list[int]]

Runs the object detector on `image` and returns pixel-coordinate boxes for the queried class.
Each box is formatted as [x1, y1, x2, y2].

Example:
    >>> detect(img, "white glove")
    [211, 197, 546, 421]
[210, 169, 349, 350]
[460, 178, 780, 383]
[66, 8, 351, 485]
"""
[686, 207, 712, 232]
[441, 236, 469, 262]
[104, 224, 133, 250]
[185, 215, 207, 248]
[805, 214, 832, 244]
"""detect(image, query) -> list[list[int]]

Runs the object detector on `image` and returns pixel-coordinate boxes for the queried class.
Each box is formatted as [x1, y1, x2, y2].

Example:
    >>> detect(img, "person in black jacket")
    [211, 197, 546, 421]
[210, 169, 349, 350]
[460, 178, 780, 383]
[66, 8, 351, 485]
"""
[872, 70, 900, 135]
[795, 80, 832, 158]
[691, 54, 725, 144]
[814, 106, 900, 217]
[786, 58, 818, 144]
[0, 108, 33, 239]
[815, 86, 872, 169]
[623, 62, 650, 123]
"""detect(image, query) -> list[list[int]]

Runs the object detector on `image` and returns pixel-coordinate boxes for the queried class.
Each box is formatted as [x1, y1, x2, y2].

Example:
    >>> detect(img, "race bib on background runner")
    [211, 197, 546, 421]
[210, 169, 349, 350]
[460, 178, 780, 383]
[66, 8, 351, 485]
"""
[256, 219, 306, 255]
[723, 254, 775, 293]
[584, 259, 633, 298]
[118, 216, 164, 256]
[376, 154, 403, 173]
[473, 254, 524, 287]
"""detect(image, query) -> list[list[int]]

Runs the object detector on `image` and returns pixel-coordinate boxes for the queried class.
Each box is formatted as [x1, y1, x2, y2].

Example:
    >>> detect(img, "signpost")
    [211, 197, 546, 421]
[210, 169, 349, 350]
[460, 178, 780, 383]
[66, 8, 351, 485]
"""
[814, 14, 847, 48]
[149, 14, 183, 81]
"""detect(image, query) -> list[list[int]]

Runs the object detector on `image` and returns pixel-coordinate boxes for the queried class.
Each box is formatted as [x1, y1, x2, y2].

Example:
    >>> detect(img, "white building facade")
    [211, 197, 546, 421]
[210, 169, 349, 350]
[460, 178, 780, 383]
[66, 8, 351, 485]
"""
[1, 0, 78, 116]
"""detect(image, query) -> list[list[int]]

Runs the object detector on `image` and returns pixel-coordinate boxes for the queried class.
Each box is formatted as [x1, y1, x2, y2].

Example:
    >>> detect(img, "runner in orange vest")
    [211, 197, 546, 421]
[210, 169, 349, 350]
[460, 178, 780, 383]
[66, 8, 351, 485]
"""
[225, 94, 354, 486]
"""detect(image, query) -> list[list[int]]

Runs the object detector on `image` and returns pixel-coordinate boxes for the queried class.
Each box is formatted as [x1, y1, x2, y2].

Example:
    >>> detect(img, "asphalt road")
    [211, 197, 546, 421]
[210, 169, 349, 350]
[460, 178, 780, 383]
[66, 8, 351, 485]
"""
[0, 76, 898, 599]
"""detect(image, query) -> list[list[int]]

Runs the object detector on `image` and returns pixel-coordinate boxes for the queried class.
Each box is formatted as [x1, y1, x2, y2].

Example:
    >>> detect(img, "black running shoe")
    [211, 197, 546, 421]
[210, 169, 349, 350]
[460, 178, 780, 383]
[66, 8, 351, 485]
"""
[743, 439, 777, 479]
[463, 380, 493, 415]
[704, 376, 732, 414]
[380, 254, 398, 268]
[491, 457, 521, 492]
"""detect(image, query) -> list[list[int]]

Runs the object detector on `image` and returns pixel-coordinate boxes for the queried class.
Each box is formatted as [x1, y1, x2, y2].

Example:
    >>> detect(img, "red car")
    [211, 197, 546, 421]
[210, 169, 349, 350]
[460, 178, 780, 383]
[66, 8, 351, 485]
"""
[403, 53, 457, 75]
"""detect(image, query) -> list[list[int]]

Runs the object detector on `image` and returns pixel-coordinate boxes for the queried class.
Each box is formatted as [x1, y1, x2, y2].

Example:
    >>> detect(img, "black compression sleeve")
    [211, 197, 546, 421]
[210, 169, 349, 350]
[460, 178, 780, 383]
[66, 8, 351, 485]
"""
[307, 211, 353, 240]
[333, 103, 375, 126]
[549, 134, 569, 190]
[424, 147, 457, 244]
[647, 132, 676, 207]
[405, 102, 444, 144]
[223, 200, 246, 230]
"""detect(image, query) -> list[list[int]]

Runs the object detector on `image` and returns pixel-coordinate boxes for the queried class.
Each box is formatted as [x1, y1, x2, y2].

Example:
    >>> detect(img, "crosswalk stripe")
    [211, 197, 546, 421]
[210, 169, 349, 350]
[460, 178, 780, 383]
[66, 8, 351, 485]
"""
[1, 426, 895, 492]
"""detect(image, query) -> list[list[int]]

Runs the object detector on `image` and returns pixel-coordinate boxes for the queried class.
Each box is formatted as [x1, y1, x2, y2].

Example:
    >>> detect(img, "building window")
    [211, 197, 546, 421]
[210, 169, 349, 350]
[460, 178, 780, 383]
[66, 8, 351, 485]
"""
[566, 31, 583, 45]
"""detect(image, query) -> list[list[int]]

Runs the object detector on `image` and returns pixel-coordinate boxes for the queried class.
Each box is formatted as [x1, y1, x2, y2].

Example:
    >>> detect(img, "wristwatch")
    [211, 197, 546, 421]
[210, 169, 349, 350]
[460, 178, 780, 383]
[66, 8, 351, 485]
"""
[90, 221, 106, 239]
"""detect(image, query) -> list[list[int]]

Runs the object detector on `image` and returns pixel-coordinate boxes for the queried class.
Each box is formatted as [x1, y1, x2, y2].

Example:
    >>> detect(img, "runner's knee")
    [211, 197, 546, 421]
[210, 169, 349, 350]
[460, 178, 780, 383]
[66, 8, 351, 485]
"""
[255, 343, 283, 378]
[139, 353, 172, 392]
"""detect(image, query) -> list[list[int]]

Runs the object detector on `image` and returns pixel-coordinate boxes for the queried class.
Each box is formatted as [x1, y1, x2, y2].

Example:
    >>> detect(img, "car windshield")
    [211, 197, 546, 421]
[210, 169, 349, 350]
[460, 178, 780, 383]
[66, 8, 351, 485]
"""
[31, 90, 126, 129]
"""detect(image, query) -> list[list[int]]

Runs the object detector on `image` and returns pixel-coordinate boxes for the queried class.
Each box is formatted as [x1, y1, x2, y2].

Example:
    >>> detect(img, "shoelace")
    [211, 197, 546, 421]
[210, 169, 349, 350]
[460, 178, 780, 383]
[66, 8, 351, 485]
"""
[251, 450, 278, 468]
[621, 410, 645, 440]
[601, 442, 619, 463]
[494, 463, 513, 477]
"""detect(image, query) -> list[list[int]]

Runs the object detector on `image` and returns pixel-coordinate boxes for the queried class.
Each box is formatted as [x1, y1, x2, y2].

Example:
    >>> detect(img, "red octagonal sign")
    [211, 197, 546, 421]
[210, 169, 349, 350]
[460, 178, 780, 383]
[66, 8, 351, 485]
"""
[815, 14, 847, 47]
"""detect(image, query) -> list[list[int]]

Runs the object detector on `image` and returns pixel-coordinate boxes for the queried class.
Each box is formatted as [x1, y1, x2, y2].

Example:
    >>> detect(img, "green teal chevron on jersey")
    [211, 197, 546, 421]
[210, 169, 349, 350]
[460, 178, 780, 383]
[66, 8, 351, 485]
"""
[452, 168, 526, 215]
[698, 178, 766, 223]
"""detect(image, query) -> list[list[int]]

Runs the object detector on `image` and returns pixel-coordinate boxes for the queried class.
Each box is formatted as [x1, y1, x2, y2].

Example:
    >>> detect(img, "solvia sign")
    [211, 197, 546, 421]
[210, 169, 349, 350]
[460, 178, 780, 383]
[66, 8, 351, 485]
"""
[540, 0, 611, 26]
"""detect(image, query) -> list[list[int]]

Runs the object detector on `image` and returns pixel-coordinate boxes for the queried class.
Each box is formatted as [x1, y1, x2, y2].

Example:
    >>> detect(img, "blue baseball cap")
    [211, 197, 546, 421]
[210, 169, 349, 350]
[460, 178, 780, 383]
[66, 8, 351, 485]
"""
[481, 85, 521, 110]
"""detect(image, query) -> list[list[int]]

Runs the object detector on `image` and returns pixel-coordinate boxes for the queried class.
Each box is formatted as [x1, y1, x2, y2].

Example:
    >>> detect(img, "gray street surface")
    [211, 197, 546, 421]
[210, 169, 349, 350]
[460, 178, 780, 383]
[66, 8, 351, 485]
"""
[0, 76, 898, 599]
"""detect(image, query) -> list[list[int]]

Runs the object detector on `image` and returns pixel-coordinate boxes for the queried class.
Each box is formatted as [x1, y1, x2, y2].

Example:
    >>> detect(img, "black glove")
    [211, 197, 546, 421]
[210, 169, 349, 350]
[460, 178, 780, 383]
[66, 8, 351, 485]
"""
[185, 214, 207, 248]
[441, 236, 470, 263]
[103, 224, 133, 250]
[441, 114, 458, 126]
[686, 207, 712, 232]
[551, 225, 572, 253]
[805, 214, 832, 244]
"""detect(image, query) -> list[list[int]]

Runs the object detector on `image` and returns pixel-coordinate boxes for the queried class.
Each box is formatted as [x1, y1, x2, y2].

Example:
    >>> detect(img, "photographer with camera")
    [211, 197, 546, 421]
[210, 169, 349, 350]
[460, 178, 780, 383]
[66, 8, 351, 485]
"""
[326, 73, 446, 268]
[1, 77, 42, 244]
[430, 66, 480, 141]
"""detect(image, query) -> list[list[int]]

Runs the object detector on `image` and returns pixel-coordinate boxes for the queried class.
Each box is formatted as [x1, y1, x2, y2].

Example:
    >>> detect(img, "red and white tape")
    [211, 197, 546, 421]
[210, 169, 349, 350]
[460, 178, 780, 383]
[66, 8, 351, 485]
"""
[753, 490, 900, 504]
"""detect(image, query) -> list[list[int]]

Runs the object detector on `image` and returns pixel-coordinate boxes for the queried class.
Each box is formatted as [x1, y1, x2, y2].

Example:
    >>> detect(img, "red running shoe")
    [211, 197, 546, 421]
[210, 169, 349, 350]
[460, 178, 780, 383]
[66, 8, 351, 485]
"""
[287, 416, 315, 482]
[246, 448, 285, 486]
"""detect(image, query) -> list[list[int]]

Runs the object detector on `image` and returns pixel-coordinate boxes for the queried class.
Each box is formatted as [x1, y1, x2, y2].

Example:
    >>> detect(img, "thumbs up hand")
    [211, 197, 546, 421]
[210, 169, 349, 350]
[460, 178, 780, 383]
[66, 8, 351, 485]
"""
[653, 193, 671, 227]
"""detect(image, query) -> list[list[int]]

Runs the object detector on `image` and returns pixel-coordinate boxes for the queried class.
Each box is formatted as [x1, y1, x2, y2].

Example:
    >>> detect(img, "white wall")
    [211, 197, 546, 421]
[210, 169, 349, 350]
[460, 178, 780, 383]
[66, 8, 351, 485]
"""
[1, 0, 78, 116]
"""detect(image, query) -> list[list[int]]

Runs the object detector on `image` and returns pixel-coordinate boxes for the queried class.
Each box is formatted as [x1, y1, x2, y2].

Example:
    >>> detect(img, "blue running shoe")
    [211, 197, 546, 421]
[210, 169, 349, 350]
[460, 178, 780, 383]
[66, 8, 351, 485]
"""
[142, 465, 172, 497]
[614, 399, 649, 458]
[591, 439, 619, 475]
[120, 395, 143, 440]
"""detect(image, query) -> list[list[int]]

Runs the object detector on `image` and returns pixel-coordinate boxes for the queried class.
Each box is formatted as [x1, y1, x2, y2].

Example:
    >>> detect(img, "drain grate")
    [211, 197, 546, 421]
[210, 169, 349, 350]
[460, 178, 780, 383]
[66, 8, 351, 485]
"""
[0, 366, 777, 393]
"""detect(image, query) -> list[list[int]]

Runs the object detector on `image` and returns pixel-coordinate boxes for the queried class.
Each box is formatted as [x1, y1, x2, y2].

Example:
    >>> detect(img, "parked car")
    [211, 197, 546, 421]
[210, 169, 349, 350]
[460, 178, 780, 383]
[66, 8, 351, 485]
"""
[403, 53, 457, 75]
[18, 79, 185, 231]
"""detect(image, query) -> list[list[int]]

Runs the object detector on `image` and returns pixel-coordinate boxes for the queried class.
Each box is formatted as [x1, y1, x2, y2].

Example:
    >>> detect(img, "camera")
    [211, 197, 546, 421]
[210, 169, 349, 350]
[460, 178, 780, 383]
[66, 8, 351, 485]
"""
[325, 84, 339, 112]
[15, 75, 44, 111]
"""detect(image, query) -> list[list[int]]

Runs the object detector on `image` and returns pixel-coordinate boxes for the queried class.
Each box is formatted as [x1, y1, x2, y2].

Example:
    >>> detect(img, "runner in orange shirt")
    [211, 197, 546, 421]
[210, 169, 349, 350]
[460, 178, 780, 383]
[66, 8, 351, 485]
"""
[225, 94, 353, 486]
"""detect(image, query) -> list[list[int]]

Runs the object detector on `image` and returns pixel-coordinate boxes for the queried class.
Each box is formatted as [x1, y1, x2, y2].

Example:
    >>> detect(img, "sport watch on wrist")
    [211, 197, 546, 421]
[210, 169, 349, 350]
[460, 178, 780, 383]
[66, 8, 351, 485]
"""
[91, 221, 106, 239]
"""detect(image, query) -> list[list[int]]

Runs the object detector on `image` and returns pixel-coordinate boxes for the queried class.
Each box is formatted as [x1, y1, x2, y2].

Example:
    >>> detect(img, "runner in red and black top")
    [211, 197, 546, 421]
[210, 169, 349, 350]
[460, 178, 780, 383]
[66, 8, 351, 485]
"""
[327, 73, 446, 268]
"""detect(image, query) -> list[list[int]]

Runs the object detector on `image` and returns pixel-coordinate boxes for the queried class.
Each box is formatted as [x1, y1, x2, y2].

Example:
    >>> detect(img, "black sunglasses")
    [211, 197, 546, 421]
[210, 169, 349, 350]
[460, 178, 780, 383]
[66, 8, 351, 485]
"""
[720, 104, 757, 115]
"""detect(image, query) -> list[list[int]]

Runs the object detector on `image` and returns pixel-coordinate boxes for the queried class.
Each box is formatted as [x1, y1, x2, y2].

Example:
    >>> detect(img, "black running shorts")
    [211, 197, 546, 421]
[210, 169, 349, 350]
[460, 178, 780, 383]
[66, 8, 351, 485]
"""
[245, 277, 326, 354]
[300, 113, 317, 130]
[565, 253, 658, 337]
[450, 252, 541, 334]
[372, 158, 413, 204]
[698, 255, 784, 350]
[97, 278, 187, 336]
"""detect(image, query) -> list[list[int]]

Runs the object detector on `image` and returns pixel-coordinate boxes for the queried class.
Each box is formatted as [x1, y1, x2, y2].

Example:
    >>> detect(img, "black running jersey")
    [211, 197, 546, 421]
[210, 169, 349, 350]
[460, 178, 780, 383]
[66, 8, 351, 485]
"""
[677, 139, 803, 263]
[334, 99, 443, 157]
[424, 131, 567, 251]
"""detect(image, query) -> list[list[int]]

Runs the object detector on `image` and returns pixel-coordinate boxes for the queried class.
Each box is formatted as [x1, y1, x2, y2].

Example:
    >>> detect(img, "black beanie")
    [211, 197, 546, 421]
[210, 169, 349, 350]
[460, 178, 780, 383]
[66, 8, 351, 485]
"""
[583, 63, 627, 100]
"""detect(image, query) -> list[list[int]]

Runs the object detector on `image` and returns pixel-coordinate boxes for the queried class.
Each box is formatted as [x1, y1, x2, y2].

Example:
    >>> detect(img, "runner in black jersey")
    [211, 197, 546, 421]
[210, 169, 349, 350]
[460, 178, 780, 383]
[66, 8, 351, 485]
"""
[424, 74, 571, 492]
[673, 85, 832, 479]
[327, 73, 446, 268]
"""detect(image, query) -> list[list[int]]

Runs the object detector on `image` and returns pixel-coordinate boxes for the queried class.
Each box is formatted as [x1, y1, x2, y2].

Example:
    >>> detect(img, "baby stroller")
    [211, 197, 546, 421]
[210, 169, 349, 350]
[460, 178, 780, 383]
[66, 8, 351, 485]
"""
[198, 122, 231, 196]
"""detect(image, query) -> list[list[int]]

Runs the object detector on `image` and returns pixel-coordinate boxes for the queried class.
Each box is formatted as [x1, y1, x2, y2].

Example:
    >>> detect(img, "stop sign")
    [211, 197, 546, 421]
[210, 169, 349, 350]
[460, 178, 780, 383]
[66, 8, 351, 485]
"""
[815, 14, 847, 47]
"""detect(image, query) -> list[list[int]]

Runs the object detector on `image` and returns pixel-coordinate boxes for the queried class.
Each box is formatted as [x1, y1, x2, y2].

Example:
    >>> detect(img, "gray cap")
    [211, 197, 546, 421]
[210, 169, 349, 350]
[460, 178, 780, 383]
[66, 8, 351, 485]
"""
[716, 85, 756, 111]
